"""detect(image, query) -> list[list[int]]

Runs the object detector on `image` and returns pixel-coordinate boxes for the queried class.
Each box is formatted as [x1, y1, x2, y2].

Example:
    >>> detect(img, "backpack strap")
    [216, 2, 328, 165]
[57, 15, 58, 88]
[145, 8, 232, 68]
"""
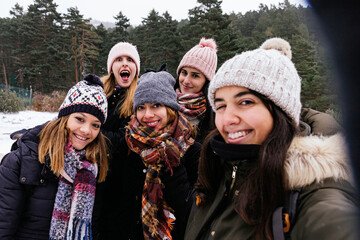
[272, 189, 301, 240]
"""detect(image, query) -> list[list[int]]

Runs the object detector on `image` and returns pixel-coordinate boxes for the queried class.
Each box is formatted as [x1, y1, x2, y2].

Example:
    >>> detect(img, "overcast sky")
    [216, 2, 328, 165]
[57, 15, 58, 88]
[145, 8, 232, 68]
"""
[1, 0, 309, 26]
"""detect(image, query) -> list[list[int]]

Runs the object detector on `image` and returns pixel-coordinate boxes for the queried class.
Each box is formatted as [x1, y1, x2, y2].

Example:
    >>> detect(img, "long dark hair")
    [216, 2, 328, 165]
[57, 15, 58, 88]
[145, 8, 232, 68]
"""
[174, 74, 215, 143]
[196, 90, 297, 240]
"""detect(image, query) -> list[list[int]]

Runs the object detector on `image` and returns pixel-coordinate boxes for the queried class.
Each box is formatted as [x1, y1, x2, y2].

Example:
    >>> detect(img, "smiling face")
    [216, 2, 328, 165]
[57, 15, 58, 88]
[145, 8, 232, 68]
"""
[214, 86, 274, 145]
[178, 67, 207, 94]
[111, 55, 137, 88]
[136, 103, 169, 131]
[66, 112, 101, 150]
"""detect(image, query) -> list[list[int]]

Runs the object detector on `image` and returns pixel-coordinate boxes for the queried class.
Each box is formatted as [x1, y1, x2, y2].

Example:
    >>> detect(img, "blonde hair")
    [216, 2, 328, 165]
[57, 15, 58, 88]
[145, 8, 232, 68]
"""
[38, 116, 108, 182]
[101, 73, 138, 118]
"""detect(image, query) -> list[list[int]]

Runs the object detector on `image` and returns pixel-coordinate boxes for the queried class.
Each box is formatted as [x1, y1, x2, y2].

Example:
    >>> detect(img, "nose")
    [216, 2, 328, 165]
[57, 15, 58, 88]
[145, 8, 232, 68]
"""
[120, 58, 128, 67]
[144, 108, 154, 118]
[222, 107, 240, 126]
[80, 123, 91, 134]
[183, 75, 191, 85]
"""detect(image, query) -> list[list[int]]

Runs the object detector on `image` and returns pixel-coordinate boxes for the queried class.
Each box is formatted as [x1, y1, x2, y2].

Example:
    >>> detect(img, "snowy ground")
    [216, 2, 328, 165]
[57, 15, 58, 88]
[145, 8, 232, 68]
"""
[0, 111, 57, 160]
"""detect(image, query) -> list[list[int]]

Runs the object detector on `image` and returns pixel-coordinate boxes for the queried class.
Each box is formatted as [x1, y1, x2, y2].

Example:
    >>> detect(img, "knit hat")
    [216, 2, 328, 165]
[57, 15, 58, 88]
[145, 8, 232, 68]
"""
[260, 37, 292, 60]
[177, 37, 218, 81]
[58, 74, 108, 124]
[133, 71, 180, 111]
[107, 42, 141, 76]
[208, 49, 302, 124]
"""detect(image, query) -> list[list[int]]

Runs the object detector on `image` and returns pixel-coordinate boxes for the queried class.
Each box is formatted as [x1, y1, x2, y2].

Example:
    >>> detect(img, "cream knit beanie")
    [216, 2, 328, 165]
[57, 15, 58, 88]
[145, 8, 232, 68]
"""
[260, 37, 292, 60]
[208, 49, 302, 125]
[177, 38, 218, 81]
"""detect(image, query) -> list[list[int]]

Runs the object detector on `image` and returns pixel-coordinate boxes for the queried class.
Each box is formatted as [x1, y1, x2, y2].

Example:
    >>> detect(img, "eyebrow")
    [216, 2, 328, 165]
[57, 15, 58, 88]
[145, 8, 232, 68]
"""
[214, 90, 252, 103]
[183, 68, 201, 75]
[77, 113, 101, 123]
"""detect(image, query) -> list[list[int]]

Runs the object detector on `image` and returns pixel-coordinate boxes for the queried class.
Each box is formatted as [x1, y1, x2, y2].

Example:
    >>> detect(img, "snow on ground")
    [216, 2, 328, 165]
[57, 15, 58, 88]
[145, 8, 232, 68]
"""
[0, 111, 57, 160]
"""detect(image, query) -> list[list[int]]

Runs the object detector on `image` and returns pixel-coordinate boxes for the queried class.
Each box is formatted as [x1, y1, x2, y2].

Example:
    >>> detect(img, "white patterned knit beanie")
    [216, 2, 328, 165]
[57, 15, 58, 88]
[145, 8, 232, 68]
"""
[177, 37, 218, 81]
[208, 49, 302, 125]
[107, 42, 141, 76]
[58, 74, 108, 124]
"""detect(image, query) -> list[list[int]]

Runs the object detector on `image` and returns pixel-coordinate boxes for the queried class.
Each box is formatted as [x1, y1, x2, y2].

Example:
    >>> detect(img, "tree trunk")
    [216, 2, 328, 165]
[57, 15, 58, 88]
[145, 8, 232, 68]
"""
[80, 28, 85, 77]
[1, 49, 8, 87]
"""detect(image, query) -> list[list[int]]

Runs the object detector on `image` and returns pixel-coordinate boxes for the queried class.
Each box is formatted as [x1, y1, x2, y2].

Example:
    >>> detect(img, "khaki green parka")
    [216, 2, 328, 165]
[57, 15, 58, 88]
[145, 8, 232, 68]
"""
[185, 134, 359, 240]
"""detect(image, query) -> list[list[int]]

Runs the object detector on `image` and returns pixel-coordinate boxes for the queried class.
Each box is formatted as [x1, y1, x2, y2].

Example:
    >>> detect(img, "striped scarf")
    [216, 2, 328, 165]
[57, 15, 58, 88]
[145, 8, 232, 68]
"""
[49, 139, 97, 240]
[176, 89, 207, 123]
[125, 113, 194, 240]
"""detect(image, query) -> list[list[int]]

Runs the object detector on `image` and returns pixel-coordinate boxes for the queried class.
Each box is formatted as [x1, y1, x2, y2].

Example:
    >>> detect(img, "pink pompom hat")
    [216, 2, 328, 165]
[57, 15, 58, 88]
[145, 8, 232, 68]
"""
[177, 38, 218, 81]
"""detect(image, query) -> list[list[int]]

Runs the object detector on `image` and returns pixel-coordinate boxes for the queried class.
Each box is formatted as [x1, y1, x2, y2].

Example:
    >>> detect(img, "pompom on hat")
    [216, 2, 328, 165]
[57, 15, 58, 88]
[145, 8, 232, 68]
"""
[177, 37, 218, 81]
[58, 74, 108, 124]
[260, 37, 292, 60]
[107, 42, 140, 76]
[208, 48, 302, 125]
[133, 71, 180, 111]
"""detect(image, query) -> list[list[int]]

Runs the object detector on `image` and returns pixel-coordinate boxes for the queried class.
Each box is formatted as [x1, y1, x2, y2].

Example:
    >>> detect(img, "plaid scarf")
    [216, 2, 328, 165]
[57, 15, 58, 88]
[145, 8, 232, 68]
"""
[125, 113, 194, 240]
[49, 139, 97, 240]
[176, 89, 207, 123]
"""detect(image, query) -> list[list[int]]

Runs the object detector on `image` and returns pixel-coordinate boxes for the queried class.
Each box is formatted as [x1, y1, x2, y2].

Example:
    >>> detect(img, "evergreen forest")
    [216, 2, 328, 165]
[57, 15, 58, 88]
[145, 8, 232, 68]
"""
[0, 0, 340, 113]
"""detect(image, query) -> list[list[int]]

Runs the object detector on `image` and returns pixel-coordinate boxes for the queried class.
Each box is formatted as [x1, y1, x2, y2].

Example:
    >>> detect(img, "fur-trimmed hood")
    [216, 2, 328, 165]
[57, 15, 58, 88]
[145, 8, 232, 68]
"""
[285, 134, 353, 190]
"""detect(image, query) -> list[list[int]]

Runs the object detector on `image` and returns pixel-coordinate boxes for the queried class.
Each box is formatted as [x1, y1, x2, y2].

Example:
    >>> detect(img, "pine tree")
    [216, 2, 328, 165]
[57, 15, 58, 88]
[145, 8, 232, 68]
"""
[64, 7, 101, 83]
[179, 0, 241, 67]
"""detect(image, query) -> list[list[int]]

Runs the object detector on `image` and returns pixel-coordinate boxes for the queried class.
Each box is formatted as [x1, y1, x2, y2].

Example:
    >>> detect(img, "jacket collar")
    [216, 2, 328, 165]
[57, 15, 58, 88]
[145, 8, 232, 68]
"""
[210, 135, 260, 161]
[285, 133, 352, 190]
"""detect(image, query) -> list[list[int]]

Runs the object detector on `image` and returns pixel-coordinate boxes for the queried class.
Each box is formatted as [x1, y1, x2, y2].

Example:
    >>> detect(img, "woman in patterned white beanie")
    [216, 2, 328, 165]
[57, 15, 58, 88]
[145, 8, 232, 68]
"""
[0, 74, 108, 239]
[185, 48, 359, 239]
[175, 37, 218, 143]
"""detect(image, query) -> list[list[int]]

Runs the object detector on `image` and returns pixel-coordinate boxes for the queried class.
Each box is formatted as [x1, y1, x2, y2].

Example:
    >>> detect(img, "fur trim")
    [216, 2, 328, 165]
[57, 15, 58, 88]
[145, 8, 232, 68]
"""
[285, 134, 352, 189]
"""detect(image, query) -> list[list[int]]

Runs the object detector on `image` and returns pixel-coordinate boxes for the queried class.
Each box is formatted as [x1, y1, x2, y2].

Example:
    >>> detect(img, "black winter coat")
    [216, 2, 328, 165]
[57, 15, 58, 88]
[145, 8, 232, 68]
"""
[92, 141, 201, 240]
[101, 87, 130, 147]
[0, 124, 59, 240]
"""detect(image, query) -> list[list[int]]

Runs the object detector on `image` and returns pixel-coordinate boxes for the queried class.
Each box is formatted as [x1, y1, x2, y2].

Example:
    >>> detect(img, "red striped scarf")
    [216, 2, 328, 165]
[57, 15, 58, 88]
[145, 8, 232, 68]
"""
[125, 113, 194, 240]
[176, 89, 207, 122]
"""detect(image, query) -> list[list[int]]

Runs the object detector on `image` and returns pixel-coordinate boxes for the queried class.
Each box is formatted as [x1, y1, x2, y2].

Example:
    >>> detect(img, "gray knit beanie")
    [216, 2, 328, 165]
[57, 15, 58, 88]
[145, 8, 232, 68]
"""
[208, 49, 302, 125]
[133, 71, 180, 111]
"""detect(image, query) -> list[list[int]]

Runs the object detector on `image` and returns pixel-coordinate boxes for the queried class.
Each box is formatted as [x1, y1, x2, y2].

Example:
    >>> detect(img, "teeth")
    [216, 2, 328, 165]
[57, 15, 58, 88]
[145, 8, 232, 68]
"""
[146, 121, 159, 126]
[75, 134, 87, 140]
[228, 131, 248, 139]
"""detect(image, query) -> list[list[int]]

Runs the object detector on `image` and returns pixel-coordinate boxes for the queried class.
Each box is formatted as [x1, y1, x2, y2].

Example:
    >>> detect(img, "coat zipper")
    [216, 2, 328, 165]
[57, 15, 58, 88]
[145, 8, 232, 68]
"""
[229, 165, 238, 191]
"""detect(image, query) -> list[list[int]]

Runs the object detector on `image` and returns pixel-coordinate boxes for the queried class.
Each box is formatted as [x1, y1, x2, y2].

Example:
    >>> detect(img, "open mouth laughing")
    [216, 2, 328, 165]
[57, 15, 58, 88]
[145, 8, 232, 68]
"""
[120, 70, 130, 80]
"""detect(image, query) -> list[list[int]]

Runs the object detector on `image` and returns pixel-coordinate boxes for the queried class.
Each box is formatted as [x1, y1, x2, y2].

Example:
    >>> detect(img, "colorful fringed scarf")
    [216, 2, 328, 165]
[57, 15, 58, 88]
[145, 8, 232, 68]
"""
[176, 89, 207, 124]
[125, 113, 194, 240]
[49, 140, 98, 240]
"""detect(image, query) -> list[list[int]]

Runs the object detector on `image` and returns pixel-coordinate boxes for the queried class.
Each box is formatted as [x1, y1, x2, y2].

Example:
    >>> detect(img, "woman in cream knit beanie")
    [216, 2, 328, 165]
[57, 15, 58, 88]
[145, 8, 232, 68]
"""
[175, 37, 218, 143]
[185, 47, 358, 239]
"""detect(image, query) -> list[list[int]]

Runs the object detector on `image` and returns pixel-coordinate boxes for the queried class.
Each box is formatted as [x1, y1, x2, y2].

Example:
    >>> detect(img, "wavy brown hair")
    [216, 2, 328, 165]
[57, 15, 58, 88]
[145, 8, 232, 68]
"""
[196, 91, 297, 240]
[101, 73, 138, 118]
[38, 116, 108, 182]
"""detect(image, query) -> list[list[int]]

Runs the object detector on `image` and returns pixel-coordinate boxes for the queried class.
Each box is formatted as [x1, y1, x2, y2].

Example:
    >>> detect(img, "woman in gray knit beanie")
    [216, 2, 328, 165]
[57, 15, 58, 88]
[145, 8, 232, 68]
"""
[97, 70, 201, 240]
[185, 48, 358, 240]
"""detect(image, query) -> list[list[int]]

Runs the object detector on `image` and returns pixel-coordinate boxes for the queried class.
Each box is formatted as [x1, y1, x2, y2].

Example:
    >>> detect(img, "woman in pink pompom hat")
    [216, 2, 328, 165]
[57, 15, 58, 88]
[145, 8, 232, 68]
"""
[175, 37, 218, 143]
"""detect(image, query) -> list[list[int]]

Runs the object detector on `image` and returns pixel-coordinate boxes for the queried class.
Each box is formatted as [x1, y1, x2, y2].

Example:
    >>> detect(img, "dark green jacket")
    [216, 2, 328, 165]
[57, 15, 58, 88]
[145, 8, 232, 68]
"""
[185, 134, 359, 240]
[300, 107, 342, 136]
